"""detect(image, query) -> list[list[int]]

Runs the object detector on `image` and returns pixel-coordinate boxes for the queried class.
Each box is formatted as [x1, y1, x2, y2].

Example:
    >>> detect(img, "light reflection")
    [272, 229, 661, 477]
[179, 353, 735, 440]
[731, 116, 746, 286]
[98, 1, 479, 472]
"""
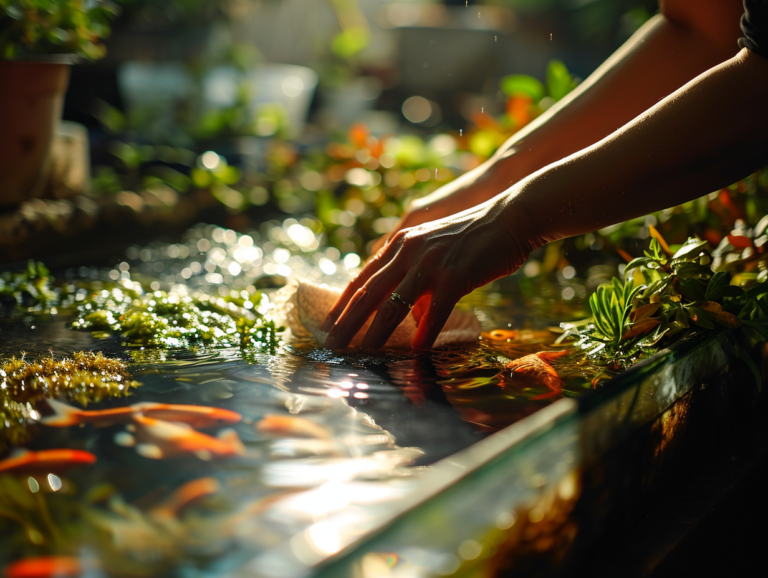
[27, 476, 39, 493]
[47, 473, 62, 492]
[307, 521, 341, 554]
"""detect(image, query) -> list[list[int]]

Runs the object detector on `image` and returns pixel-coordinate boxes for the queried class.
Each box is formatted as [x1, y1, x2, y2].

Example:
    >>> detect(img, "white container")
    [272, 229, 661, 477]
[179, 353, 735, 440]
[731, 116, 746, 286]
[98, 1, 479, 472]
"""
[204, 64, 318, 140]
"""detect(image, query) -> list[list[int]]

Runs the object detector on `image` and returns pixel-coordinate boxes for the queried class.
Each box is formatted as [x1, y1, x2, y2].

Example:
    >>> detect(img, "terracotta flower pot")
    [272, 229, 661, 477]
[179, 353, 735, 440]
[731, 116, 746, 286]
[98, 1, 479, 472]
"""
[0, 60, 71, 208]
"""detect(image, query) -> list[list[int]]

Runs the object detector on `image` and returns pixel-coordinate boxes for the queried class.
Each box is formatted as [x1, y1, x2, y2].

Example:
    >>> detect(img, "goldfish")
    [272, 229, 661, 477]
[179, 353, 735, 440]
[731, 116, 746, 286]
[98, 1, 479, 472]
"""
[115, 416, 246, 460]
[504, 350, 570, 400]
[0, 449, 96, 475]
[3, 556, 82, 578]
[42, 399, 241, 429]
[256, 414, 332, 439]
[149, 477, 221, 521]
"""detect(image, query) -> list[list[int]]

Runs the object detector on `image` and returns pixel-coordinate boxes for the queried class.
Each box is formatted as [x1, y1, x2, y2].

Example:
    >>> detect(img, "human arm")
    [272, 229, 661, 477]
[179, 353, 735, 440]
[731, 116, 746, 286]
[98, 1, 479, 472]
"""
[377, 0, 745, 248]
[324, 47, 768, 350]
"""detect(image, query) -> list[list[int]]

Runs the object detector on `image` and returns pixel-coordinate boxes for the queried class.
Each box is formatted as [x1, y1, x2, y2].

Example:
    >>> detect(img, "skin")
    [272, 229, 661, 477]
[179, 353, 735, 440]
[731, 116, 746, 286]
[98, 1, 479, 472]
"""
[323, 0, 768, 351]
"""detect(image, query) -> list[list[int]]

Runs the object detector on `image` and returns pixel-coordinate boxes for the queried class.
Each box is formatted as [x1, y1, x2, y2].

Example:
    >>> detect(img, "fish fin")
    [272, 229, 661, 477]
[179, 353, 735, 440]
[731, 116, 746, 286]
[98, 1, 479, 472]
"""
[114, 431, 136, 447]
[218, 429, 247, 456]
[41, 399, 81, 427]
[136, 444, 165, 460]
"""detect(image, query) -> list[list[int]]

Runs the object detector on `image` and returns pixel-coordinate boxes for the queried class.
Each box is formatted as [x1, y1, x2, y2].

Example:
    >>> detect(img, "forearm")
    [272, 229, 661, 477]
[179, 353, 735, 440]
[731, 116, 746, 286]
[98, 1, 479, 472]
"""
[491, 6, 744, 186]
[413, 4, 744, 214]
[510, 48, 768, 245]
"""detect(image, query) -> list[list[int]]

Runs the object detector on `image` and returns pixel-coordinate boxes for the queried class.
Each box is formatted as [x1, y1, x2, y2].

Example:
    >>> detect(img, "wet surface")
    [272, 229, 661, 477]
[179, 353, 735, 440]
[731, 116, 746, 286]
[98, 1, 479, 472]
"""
[0, 222, 598, 576]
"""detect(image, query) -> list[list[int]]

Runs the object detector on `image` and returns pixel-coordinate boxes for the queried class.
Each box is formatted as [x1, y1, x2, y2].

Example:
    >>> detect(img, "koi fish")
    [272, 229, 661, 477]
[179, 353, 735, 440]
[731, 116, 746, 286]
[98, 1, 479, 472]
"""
[42, 399, 241, 429]
[256, 414, 332, 439]
[115, 416, 246, 460]
[4, 556, 82, 578]
[504, 350, 570, 400]
[150, 477, 221, 521]
[0, 449, 96, 475]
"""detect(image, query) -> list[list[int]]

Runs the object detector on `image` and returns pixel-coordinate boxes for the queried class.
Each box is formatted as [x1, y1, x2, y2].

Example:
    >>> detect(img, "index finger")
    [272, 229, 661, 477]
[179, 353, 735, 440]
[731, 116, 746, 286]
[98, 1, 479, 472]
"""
[320, 236, 401, 333]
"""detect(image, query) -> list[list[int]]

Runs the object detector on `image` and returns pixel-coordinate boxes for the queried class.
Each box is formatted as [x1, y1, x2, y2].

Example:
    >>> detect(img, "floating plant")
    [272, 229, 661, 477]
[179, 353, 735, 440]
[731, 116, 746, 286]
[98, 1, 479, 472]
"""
[0, 352, 138, 449]
[72, 287, 284, 357]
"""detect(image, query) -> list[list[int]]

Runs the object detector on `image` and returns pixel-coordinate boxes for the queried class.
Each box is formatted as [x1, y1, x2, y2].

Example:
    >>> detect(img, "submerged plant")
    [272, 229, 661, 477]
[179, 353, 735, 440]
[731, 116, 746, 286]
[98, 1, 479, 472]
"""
[72, 288, 284, 356]
[0, 352, 138, 449]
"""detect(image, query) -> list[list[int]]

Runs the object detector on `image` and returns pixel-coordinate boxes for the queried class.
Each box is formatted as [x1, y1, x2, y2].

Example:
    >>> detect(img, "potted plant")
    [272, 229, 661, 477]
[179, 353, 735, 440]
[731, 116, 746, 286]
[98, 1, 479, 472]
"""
[0, 0, 116, 207]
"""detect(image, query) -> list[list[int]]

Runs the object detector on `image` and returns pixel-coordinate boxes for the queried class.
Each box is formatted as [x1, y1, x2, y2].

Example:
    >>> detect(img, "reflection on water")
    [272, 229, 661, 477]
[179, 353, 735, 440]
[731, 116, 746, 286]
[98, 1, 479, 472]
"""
[0, 223, 591, 576]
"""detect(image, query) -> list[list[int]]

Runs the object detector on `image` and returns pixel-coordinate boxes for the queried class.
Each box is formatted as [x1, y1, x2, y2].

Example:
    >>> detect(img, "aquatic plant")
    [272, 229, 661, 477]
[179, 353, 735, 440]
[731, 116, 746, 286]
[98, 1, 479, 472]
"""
[72, 288, 283, 356]
[569, 229, 768, 386]
[0, 261, 57, 313]
[0, 352, 138, 449]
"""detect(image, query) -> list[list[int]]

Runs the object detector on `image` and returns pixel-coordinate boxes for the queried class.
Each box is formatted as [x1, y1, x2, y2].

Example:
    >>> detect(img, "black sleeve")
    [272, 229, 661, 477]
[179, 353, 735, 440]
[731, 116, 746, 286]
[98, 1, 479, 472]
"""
[739, 0, 768, 58]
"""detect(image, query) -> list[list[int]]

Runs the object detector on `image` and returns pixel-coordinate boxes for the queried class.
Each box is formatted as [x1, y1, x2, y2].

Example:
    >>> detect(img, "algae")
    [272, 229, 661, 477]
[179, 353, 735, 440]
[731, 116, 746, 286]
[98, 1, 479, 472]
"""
[72, 288, 283, 356]
[0, 352, 138, 449]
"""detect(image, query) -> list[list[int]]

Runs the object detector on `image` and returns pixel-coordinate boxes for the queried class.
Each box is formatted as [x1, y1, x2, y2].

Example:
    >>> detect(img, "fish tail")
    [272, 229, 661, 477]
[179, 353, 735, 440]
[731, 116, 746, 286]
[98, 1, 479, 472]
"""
[41, 399, 82, 427]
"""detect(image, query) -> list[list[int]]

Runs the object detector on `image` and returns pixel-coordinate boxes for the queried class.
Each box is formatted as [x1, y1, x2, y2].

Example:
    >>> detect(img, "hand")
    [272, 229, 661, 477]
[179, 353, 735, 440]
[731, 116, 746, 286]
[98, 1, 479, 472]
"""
[371, 159, 516, 254]
[322, 196, 536, 351]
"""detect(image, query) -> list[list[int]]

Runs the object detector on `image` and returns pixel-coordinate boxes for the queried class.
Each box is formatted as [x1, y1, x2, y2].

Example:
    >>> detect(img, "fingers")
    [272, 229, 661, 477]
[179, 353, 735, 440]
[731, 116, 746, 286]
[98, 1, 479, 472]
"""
[412, 291, 458, 350]
[361, 276, 421, 351]
[324, 259, 406, 350]
[320, 238, 400, 333]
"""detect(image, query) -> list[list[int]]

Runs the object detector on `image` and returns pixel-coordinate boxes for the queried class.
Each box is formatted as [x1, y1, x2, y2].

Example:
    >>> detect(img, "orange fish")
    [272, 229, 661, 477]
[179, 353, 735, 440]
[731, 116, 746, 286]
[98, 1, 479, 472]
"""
[504, 350, 570, 400]
[0, 449, 96, 475]
[115, 416, 246, 460]
[487, 329, 517, 341]
[150, 477, 221, 520]
[4, 556, 82, 578]
[256, 415, 331, 439]
[43, 399, 241, 429]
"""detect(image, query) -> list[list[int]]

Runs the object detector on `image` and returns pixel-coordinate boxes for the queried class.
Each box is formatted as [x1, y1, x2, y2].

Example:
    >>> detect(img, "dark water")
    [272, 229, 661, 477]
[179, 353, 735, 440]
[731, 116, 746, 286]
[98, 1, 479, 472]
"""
[0, 223, 596, 577]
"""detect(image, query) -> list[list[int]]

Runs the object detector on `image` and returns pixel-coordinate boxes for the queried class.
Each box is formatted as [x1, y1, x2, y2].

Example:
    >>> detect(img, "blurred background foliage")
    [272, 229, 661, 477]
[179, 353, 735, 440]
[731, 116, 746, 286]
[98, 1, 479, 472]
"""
[49, 0, 766, 275]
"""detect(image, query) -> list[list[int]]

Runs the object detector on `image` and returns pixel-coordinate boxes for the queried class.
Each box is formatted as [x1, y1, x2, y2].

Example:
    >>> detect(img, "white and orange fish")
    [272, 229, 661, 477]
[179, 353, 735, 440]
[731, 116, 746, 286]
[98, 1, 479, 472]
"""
[43, 399, 241, 429]
[504, 350, 571, 400]
[115, 416, 246, 460]
[256, 414, 332, 439]
[4, 556, 82, 578]
[0, 449, 96, 475]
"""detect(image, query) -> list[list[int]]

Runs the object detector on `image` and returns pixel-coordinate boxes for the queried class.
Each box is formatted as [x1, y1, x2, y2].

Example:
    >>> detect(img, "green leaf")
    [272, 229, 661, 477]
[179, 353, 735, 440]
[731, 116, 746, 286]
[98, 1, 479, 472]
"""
[672, 237, 708, 260]
[742, 319, 768, 341]
[674, 262, 712, 279]
[546, 59, 577, 101]
[500, 75, 545, 100]
[689, 306, 714, 329]
[705, 271, 732, 301]
[625, 257, 653, 273]
[678, 278, 706, 302]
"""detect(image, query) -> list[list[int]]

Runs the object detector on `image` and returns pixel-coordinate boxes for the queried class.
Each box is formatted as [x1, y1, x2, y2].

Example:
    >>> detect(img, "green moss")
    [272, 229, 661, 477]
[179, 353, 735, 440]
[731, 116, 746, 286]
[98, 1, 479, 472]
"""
[0, 352, 138, 449]
[72, 288, 284, 356]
